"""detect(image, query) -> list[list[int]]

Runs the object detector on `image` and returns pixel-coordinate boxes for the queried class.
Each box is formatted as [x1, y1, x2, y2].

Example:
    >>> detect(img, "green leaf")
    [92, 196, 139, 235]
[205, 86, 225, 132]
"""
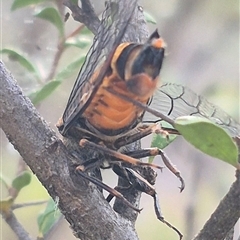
[12, 171, 32, 192]
[65, 37, 92, 49]
[143, 11, 157, 24]
[29, 80, 61, 105]
[55, 56, 85, 81]
[11, 0, 46, 11]
[38, 198, 62, 237]
[174, 116, 239, 168]
[149, 122, 178, 163]
[1, 49, 39, 75]
[0, 197, 14, 215]
[34, 7, 64, 37]
[80, 27, 93, 35]
[29, 56, 85, 105]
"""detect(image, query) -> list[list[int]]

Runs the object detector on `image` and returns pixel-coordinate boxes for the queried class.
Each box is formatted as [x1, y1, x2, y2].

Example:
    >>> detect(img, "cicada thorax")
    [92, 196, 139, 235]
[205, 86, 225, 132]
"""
[82, 30, 165, 136]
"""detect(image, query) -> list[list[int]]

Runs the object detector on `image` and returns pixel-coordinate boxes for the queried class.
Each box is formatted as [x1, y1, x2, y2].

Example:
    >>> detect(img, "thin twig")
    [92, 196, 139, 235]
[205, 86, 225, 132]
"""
[12, 200, 48, 210]
[193, 171, 240, 240]
[63, 0, 100, 34]
[3, 210, 33, 240]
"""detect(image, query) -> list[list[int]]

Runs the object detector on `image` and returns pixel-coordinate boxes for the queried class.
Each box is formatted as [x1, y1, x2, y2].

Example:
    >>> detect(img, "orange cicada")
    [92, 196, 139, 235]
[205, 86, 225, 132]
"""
[57, 1, 239, 239]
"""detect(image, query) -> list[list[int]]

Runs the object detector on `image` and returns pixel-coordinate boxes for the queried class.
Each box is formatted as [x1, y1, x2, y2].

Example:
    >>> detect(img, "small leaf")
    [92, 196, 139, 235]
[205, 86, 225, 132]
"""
[0, 197, 14, 216]
[143, 11, 157, 24]
[29, 80, 61, 105]
[149, 122, 177, 163]
[174, 116, 239, 168]
[35, 7, 64, 36]
[55, 56, 85, 81]
[1, 49, 39, 74]
[38, 198, 62, 237]
[65, 37, 92, 49]
[29, 56, 85, 105]
[11, 0, 45, 11]
[80, 27, 93, 35]
[12, 171, 32, 192]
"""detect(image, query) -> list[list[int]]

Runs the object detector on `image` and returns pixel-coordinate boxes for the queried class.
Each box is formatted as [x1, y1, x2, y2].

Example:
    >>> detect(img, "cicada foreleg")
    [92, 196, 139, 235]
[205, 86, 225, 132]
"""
[112, 124, 184, 191]
[123, 148, 185, 192]
[79, 139, 164, 170]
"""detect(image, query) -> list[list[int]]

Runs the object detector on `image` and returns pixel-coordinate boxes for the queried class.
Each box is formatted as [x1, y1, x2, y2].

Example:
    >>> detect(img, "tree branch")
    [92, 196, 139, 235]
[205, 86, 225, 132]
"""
[193, 171, 240, 240]
[3, 210, 33, 240]
[63, 0, 100, 34]
[0, 61, 138, 240]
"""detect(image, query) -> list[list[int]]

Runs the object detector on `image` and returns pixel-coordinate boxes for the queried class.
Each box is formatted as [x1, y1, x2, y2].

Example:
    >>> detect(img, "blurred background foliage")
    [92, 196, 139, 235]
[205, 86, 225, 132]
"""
[1, 0, 239, 239]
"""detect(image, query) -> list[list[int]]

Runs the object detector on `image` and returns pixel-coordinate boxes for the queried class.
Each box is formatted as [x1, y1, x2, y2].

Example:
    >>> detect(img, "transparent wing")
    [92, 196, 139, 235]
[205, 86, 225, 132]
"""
[61, 0, 138, 134]
[143, 83, 240, 137]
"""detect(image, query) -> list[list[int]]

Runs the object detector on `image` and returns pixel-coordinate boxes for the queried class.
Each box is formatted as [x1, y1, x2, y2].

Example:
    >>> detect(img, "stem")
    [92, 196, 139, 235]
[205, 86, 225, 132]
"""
[3, 210, 33, 240]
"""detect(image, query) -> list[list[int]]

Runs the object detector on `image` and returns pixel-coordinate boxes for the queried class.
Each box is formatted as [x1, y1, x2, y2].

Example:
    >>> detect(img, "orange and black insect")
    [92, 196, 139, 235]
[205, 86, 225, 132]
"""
[57, 1, 183, 238]
[60, 29, 165, 137]
[57, 1, 240, 239]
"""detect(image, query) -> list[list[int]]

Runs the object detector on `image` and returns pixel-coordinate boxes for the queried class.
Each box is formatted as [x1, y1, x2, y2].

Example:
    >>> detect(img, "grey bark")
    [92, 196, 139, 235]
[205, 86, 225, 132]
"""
[0, 61, 138, 240]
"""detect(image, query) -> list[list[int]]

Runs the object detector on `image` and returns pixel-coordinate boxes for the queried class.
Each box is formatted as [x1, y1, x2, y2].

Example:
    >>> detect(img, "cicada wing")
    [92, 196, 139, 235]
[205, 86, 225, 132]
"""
[60, 0, 138, 134]
[143, 83, 240, 137]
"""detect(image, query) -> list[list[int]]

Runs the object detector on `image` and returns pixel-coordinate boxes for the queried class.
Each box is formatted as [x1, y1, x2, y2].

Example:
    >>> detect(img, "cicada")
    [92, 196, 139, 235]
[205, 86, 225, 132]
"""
[57, 1, 239, 239]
